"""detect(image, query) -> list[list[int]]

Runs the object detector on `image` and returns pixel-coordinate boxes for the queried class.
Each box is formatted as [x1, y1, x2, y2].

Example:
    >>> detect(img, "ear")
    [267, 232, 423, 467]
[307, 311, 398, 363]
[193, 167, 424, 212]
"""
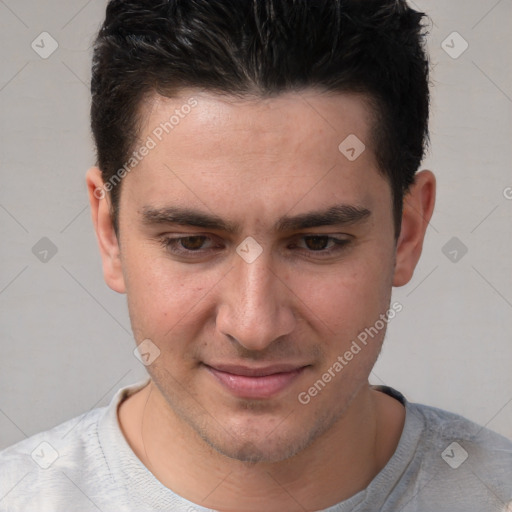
[393, 170, 436, 287]
[86, 167, 126, 293]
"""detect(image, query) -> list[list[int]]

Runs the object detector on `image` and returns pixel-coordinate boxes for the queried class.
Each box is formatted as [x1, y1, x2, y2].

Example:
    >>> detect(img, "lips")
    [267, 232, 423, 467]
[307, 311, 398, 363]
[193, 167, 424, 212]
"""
[204, 363, 308, 399]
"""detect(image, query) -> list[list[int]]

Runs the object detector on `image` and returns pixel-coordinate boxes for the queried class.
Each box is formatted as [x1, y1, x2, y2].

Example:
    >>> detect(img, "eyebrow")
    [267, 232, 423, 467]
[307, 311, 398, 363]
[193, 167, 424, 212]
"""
[141, 204, 371, 233]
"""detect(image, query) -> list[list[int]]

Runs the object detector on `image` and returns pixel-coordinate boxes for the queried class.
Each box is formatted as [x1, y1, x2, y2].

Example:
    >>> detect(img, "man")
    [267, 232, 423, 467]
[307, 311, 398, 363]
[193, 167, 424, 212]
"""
[1, 0, 511, 511]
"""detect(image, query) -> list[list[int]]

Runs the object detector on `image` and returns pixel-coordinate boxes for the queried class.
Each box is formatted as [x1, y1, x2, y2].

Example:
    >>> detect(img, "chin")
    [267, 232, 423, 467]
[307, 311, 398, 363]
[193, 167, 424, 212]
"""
[202, 433, 307, 464]
[196, 411, 333, 464]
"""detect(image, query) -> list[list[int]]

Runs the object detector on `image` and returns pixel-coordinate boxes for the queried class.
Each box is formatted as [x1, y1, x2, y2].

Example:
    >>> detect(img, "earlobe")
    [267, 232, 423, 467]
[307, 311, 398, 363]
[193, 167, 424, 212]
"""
[85, 167, 126, 294]
[393, 170, 436, 287]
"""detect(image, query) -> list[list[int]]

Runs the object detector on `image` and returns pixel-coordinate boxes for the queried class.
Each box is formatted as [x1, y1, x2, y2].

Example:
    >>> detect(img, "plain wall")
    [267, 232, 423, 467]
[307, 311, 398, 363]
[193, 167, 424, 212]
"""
[1, 0, 511, 450]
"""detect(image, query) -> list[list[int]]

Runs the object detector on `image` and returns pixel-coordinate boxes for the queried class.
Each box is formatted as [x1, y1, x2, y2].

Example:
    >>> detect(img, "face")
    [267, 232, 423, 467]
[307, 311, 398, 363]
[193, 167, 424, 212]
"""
[102, 90, 401, 462]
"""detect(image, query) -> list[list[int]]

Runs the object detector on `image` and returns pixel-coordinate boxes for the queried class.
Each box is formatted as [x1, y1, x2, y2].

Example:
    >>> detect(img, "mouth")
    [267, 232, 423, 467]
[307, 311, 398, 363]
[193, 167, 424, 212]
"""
[203, 363, 309, 399]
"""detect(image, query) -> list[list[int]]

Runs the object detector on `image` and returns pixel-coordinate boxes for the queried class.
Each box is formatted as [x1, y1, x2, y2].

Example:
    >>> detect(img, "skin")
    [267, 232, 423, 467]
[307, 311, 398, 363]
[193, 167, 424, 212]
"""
[86, 89, 435, 511]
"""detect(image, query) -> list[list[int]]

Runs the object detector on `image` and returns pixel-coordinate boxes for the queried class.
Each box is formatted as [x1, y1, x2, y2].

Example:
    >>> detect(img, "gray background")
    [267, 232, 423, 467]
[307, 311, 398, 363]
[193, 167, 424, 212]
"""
[0, 0, 511, 451]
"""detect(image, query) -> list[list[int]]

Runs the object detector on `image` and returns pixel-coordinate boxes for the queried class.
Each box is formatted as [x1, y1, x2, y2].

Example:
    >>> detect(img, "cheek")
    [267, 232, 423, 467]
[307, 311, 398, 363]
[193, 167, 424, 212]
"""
[122, 250, 220, 341]
[292, 251, 394, 338]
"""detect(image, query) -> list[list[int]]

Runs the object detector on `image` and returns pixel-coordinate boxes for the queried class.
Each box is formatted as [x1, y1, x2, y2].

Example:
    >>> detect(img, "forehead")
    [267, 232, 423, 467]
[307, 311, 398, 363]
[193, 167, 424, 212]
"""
[139, 89, 377, 163]
[121, 89, 390, 224]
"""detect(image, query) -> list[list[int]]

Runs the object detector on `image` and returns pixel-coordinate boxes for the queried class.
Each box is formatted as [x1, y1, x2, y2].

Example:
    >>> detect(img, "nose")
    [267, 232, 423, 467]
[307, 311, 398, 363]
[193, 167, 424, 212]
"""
[215, 248, 296, 352]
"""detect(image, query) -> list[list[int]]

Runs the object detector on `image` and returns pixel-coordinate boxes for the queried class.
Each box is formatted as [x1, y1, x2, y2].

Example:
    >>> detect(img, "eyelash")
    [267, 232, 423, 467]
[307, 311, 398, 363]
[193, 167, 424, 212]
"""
[159, 234, 351, 259]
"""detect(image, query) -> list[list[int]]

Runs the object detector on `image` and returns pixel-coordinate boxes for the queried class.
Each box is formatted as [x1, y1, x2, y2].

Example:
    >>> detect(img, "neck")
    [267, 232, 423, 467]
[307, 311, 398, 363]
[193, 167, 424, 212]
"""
[118, 380, 404, 511]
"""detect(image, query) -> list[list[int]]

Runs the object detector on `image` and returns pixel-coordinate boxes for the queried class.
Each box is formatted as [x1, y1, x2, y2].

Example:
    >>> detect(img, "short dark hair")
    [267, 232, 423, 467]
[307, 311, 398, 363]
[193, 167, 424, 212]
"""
[91, 0, 430, 236]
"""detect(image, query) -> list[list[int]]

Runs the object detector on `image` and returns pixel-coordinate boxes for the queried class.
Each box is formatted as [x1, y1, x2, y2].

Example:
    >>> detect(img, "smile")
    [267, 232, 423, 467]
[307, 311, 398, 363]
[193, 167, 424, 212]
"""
[204, 363, 308, 399]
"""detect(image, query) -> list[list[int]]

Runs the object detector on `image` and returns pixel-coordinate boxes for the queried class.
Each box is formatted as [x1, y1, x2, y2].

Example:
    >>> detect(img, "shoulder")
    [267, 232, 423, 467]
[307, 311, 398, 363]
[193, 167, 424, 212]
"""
[402, 401, 512, 510]
[0, 404, 102, 467]
[0, 406, 118, 511]
[0, 380, 151, 511]
[410, 401, 512, 460]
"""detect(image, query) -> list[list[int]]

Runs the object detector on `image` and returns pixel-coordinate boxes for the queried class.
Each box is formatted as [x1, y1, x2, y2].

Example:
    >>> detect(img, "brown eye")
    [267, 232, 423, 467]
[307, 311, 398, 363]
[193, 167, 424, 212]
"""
[180, 236, 207, 250]
[291, 235, 351, 258]
[161, 235, 221, 258]
[303, 235, 330, 251]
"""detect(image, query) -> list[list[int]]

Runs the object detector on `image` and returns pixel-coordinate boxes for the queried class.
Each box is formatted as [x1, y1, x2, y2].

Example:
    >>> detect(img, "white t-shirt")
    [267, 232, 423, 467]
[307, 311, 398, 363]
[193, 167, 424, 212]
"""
[1, 379, 511, 512]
